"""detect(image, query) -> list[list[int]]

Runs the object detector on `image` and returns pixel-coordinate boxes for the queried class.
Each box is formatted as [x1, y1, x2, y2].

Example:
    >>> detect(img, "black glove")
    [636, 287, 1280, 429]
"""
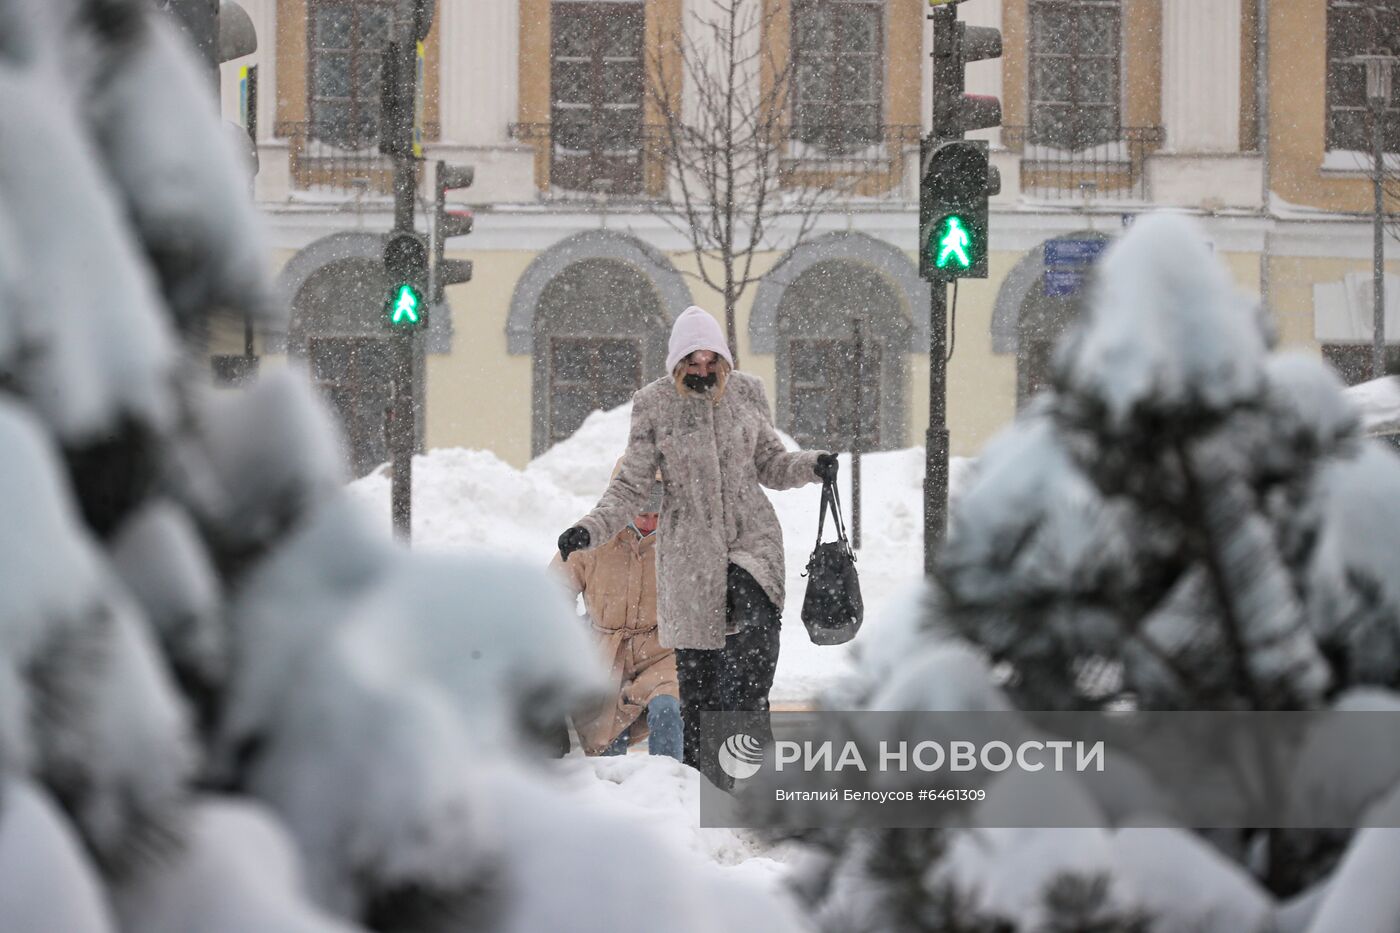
[814, 452, 838, 483]
[558, 526, 590, 561]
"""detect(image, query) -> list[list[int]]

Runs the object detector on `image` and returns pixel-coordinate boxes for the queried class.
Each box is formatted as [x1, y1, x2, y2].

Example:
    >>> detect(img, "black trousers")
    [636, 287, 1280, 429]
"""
[675, 564, 782, 789]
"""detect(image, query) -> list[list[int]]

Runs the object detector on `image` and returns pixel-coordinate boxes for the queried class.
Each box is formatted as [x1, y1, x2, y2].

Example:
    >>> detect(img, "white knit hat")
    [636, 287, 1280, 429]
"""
[666, 306, 734, 374]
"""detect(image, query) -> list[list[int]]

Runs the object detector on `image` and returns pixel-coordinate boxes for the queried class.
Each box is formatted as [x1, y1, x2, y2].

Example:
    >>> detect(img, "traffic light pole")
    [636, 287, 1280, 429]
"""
[390, 32, 418, 543]
[924, 280, 949, 576]
[919, 1, 999, 575]
[923, 4, 954, 577]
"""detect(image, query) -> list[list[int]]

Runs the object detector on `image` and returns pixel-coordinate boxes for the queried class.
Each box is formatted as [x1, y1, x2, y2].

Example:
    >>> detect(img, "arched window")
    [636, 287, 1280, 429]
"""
[775, 261, 908, 451]
[1326, 0, 1400, 153]
[1028, 0, 1121, 149]
[533, 259, 668, 452]
[307, 0, 393, 147]
[293, 256, 396, 477]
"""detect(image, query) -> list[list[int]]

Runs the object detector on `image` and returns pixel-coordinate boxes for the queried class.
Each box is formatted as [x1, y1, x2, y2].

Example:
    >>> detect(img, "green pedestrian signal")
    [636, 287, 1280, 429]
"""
[918, 138, 995, 280]
[932, 215, 974, 270]
[387, 283, 423, 328]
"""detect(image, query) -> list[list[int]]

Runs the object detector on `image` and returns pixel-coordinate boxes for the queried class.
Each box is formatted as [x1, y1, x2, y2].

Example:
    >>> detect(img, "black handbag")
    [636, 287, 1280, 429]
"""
[801, 476, 864, 645]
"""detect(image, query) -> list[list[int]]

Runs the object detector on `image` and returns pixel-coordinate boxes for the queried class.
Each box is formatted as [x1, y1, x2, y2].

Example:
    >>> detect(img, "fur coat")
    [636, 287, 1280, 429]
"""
[575, 372, 821, 650]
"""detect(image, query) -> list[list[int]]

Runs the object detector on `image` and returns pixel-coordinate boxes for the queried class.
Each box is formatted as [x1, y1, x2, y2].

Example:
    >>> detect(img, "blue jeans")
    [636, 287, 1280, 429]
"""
[602, 695, 683, 761]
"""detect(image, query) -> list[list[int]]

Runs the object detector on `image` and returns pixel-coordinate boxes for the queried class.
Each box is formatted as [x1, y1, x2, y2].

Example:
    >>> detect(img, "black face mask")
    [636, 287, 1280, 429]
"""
[683, 372, 718, 392]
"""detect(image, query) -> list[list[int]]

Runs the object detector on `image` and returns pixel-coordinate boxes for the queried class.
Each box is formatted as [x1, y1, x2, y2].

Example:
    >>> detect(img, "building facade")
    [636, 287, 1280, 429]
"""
[215, 0, 1400, 474]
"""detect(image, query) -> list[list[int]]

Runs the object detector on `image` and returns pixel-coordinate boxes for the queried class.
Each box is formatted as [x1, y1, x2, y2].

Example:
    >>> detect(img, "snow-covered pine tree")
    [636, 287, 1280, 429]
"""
[941, 214, 1338, 714]
[791, 214, 1400, 928]
[0, 2, 811, 931]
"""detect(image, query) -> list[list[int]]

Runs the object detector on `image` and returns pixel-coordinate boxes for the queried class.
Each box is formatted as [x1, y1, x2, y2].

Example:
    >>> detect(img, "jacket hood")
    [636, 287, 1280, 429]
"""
[666, 306, 734, 374]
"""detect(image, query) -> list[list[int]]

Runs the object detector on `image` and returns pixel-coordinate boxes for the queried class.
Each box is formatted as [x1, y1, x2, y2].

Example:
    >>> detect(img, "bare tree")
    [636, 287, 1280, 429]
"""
[648, 0, 867, 365]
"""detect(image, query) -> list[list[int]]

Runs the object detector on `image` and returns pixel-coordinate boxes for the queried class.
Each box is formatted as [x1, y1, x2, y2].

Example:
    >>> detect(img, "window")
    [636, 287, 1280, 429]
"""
[788, 339, 881, 451]
[550, 2, 645, 194]
[308, 0, 393, 147]
[1028, 0, 1121, 150]
[1327, 1, 1400, 152]
[791, 0, 883, 153]
[548, 338, 643, 446]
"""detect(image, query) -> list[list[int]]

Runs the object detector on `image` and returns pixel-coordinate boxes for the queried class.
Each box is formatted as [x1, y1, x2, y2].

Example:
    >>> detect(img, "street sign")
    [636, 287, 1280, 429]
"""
[1044, 239, 1108, 268]
[1044, 269, 1084, 297]
[1043, 238, 1108, 298]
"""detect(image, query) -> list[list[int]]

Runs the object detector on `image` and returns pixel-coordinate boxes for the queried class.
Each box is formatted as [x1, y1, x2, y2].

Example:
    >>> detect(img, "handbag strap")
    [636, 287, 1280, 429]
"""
[814, 475, 855, 558]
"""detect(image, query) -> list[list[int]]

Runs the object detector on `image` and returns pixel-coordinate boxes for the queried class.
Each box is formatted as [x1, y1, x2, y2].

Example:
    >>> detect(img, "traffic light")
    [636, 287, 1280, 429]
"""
[919, 139, 997, 280]
[922, 2, 1002, 281]
[930, 13, 1003, 139]
[431, 161, 475, 305]
[384, 231, 428, 329]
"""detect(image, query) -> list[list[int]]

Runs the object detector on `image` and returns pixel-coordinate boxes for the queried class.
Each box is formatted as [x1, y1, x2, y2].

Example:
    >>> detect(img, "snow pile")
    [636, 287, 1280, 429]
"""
[496, 756, 807, 933]
[349, 405, 976, 703]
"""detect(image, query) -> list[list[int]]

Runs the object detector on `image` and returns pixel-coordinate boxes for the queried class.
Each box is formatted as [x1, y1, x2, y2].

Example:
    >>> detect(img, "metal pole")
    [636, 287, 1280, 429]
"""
[244, 63, 258, 367]
[851, 317, 863, 550]
[1375, 96, 1387, 380]
[924, 282, 949, 576]
[390, 21, 417, 543]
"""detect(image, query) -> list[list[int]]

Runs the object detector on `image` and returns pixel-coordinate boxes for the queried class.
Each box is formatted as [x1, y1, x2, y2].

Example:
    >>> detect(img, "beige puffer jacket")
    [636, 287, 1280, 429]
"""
[550, 527, 677, 754]
[575, 371, 821, 650]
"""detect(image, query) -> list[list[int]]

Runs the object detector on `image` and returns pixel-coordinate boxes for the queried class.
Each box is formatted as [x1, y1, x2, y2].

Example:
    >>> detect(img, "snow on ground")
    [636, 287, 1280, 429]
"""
[347, 403, 973, 704]
[551, 753, 794, 886]
[343, 406, 975, 896]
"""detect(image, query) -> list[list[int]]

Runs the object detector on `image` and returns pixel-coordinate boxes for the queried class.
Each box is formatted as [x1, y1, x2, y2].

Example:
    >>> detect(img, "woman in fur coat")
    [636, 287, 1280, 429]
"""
[556, 306, 836, 787]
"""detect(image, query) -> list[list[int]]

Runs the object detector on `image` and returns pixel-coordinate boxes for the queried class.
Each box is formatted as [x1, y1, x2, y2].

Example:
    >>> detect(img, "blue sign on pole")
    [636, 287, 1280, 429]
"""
[1043, 238, 1109, 297]
[1044, 239, 1109, 268]
[1044, 269, 1084, 297]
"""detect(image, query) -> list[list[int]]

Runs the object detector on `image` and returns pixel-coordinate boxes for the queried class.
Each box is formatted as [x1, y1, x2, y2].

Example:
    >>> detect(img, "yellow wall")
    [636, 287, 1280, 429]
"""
[945, 250, 1018, 456]
[1268, 0, 1382, 213]
[1267, 254, 1400, 352]
[425, 251, 536, 464]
